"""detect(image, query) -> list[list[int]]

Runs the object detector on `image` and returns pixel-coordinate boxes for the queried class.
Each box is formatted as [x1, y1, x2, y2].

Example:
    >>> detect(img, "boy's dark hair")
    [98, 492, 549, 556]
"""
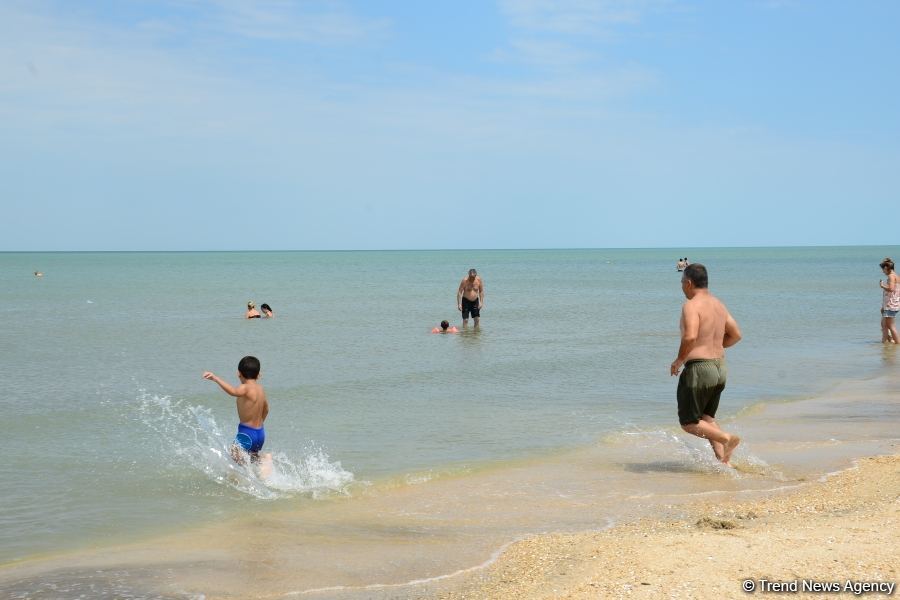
[440, 320, 450, 330]
[683, 263, 708, 289]
[238, 355, 261, 379]
[261, 303, 271, 312]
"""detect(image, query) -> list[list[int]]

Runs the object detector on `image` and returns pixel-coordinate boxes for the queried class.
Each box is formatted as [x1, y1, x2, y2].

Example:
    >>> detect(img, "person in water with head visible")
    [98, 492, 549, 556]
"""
[671, 263, 742, 467]
[260, 303, 274, 318]
[203, 356, 272, 475]
[431, 320, 459, 334]
[246, 301, 261, 319]
[879, 258, 900, 344]
[457, 268, 484, 328]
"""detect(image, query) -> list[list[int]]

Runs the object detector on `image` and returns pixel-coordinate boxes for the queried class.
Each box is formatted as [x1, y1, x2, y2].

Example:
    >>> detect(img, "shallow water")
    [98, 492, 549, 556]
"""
[3, 371, 897, 599]
[1, 247, 899, 597]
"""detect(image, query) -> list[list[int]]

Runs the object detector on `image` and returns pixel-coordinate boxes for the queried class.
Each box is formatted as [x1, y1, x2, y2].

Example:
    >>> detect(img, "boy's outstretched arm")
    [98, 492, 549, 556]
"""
[202, 372, 245, 397]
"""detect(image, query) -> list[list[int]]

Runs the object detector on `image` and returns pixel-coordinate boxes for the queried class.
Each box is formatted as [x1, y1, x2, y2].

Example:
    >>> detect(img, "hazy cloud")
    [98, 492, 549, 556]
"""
[498, 0, 646, 36]
[193, 0, 391, 44]
[493, 0, 665, 72]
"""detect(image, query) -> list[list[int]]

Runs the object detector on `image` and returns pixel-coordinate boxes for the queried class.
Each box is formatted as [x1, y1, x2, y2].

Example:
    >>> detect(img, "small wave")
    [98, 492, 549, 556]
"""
[607, 428, 787, 479]
[136, 391, 353, 499]
[289, 517, 617, 597]
[405, 471, 435, 485]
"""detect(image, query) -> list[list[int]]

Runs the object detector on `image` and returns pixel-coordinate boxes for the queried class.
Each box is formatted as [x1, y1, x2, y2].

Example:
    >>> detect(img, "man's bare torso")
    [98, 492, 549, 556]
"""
[460, 276, 482, 301]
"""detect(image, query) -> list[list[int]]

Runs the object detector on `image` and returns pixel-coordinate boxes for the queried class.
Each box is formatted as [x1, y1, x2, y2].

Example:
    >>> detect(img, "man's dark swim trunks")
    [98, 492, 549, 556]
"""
[677, 359, 727, 425]
[461, 297, 480, 319]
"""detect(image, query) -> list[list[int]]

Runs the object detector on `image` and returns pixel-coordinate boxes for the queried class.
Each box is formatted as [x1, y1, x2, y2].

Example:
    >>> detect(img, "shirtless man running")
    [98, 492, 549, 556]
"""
[457, 268, 484, 328]
[670, 264, 742, 466]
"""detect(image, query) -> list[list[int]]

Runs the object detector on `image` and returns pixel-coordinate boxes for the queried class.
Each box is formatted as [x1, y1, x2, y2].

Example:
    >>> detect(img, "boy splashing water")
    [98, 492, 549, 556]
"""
[203, 356, 272, 477]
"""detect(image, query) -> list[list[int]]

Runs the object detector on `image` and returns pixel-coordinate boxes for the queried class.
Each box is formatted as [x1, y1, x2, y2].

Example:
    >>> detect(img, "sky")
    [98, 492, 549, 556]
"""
[1, 0, 898, 250]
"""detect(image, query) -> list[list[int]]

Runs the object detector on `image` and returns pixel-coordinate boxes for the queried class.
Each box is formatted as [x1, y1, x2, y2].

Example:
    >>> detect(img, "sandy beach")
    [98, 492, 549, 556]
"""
[438, 452, 899, 599]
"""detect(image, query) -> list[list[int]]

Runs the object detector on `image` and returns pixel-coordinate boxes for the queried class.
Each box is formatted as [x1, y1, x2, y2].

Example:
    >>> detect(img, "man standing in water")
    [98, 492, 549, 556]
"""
[670, 264, 742, 466]
[457, 268, 484, 328]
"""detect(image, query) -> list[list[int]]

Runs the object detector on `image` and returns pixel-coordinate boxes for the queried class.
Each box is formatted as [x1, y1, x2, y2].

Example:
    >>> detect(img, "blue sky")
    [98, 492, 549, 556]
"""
[2, 0, 898, 250]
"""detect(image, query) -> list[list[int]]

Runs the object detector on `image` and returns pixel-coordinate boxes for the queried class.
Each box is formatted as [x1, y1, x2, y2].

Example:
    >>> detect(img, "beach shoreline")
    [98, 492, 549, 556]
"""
[1, 368, 898, 598]
[433, 451, 900, 599]
[5, 452, 894, 599]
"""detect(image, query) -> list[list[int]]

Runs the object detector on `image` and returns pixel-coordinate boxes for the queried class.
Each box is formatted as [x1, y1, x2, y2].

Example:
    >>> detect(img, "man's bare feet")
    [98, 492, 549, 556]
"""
[709, 440, 725, 462]
[721, 435, 741, 466]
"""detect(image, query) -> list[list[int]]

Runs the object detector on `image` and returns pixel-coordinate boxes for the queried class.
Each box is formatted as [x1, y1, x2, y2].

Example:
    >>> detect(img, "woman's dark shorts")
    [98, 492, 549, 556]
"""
[677, 359, 727, 425]
[461, 297, 480, 319]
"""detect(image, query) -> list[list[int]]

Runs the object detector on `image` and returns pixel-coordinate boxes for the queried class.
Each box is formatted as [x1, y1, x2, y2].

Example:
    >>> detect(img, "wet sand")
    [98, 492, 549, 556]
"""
[1, 373, 897, 599]
[436, 452, 900, 599]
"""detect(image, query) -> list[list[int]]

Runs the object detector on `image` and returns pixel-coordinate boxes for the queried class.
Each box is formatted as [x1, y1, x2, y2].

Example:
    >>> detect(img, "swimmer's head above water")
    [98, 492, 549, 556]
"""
[432, 320, 458, 334]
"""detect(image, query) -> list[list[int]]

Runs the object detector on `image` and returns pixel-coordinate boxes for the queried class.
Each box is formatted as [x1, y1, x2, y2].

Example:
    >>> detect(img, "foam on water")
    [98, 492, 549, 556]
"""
[136, 391, 354, 500]
[613, 427, 786, 481]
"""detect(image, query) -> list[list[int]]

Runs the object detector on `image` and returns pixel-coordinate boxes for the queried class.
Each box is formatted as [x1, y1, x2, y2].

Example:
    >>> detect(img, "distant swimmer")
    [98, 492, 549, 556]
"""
[34, 271, 43, 277]
[879, 258, 900, 344]
[203, 356, 272, 476]
[670, 264, 742, 467]
[676, 258, 686, 272]
[432, 320, 459, 334]
[246, 301, 261, 319]
[261, 303, 274, 318]
[456, 268, 484, 328]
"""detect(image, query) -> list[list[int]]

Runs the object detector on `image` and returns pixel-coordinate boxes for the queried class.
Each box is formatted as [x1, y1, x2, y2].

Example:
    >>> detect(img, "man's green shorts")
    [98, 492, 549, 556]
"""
[677, 359, 727, 425]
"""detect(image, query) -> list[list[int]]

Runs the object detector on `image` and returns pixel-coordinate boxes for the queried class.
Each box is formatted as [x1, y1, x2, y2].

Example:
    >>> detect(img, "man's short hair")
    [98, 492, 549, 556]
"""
[468, 268, 477, 276]
[683, 263, 708, 289]
[238, 355, 261, 379]
[440, 320, 450, 330]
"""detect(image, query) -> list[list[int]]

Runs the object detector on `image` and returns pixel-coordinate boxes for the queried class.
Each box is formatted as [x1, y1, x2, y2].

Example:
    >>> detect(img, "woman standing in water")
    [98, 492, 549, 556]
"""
[879, 258, 900, 343]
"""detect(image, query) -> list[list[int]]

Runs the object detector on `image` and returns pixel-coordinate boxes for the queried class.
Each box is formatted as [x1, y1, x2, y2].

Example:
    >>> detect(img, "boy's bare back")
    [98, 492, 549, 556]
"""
[202, 371, 269, 428]
[234, 380, 268, 428]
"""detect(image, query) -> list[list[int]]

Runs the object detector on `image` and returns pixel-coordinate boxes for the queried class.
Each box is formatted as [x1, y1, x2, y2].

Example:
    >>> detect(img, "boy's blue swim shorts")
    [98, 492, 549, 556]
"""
[235, 423, 265, 453]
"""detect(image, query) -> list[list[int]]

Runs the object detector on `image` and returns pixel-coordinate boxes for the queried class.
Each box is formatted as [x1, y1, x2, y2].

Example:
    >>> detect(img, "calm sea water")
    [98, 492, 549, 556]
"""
[0, 247, 896, 568]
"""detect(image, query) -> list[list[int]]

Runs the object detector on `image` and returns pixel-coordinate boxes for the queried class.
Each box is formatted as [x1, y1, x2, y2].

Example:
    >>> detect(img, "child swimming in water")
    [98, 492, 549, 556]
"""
[431, 320, 459, 334]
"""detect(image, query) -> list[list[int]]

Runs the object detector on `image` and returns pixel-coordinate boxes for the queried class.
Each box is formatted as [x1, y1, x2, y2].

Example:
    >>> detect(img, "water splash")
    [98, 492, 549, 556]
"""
[617, 428, 785, 479]
[136, 391, 353, 499]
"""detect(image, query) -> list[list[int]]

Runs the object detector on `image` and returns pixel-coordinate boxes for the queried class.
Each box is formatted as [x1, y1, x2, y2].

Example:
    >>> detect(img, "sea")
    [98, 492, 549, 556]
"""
[1, 247, 898, 599]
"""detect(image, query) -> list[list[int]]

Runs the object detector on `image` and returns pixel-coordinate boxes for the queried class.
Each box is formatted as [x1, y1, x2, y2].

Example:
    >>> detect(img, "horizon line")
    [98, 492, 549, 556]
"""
[1, 243, 898, 254]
